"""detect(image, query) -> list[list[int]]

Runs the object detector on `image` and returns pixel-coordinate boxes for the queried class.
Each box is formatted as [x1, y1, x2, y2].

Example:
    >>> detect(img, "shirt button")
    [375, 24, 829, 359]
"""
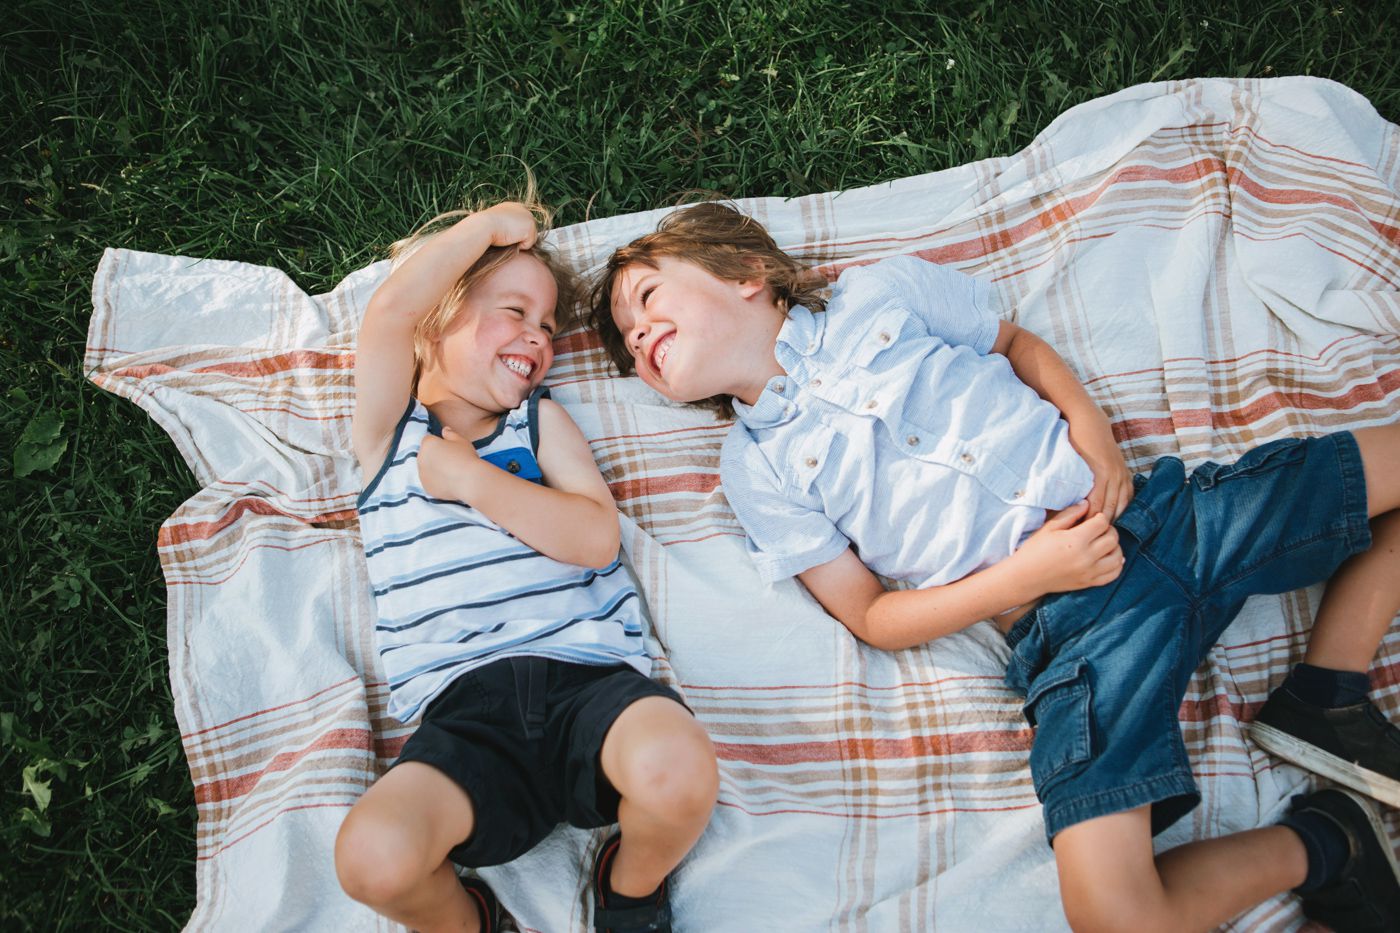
[877, 331, 891, 344]
[774, 382, 786, 393]
[1012, 490, 1025, 499]
[906, 435, 919, 446]
[810, 378, 822, 388]
[865, 399, 878, 410]
[804, 457, 818, 468]
[960, 453, 975, 464]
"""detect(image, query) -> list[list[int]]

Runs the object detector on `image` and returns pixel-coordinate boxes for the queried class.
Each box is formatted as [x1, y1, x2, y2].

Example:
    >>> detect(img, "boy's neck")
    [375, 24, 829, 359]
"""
[729, 316, 788, 408]
[416, 380, 506, 442]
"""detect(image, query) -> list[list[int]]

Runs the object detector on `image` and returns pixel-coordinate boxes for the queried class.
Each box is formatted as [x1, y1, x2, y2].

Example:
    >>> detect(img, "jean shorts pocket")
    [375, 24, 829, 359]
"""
[1197, 437, 1307, 489]
[1023, 658, 1093, 787]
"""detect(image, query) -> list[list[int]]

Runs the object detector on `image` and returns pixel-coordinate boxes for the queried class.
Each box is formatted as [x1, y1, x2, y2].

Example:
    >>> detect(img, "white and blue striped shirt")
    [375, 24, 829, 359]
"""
[357, 390, 650, 723]
[721, 255, 1093, 588]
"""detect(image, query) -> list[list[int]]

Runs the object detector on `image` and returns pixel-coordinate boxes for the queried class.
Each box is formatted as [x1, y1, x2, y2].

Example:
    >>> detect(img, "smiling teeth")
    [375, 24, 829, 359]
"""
[653, 334, 674, 371]
[502, 357, 533, 377]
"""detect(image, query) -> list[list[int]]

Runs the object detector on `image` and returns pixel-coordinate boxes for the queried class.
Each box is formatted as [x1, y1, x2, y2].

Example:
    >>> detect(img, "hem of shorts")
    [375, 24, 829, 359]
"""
[1334, 431, 1372, 553]
[1041, 772, 1199, 844]
[386, 748, 494, 864]
[570, 678, 691, 828]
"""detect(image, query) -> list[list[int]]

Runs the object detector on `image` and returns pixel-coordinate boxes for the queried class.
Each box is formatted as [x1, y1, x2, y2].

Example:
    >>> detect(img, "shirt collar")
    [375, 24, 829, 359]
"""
[733, 305, 823, 430]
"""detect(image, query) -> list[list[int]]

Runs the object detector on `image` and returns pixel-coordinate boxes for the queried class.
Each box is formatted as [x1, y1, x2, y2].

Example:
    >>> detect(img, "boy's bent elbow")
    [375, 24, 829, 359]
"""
[583, 508, 622, 570]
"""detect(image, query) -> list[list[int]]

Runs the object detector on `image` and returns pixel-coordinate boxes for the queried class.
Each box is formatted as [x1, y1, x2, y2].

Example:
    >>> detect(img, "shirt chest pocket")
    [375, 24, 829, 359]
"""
[845, 306, 926, 371]
[785, 421, 842, 502]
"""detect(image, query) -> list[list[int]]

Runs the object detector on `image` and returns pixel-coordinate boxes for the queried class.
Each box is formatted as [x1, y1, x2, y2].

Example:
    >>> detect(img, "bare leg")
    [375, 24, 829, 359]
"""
[335, 761, 482, 933]
[598, 697, 718, 898]
[1306, 509, 1400, 671]
[1053, 806, 1307, 933]
[1302, 426, 1400, 671]
[1350, 424, 1400, 517]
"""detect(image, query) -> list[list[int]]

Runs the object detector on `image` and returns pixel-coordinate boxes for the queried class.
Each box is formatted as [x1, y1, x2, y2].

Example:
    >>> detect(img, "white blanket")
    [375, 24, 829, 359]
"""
[87, 77, 1400, 931]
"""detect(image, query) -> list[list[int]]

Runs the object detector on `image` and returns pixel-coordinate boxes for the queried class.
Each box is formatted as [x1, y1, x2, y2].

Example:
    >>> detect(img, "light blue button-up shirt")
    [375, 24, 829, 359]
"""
[721, 255, 1093, 588]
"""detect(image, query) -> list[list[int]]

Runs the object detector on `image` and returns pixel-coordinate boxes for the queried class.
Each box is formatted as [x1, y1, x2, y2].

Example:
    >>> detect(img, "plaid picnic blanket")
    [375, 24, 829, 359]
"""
[87, 76, 1400, 931]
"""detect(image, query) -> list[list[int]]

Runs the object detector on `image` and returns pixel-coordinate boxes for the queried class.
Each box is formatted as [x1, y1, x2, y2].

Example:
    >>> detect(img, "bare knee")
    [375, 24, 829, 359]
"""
[1352, 425, 1400, 516]
[334, 806, 430, 908]
[617, 729, 718, 824]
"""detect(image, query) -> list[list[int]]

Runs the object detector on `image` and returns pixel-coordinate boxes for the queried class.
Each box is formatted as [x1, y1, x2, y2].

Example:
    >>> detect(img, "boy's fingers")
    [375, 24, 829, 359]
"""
[1086, 482, 1106, 517]
[1047, 500, 1089, 528]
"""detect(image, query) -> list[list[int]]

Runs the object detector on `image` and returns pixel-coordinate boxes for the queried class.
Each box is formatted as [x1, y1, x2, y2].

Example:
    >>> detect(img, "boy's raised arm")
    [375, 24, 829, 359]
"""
[991, 321, 1134, 519]
[353, 204, 536, 473]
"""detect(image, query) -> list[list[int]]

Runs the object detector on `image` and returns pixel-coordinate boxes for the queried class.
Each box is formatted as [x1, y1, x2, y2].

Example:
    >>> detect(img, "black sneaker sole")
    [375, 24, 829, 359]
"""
[1249, 722, 1400, 808]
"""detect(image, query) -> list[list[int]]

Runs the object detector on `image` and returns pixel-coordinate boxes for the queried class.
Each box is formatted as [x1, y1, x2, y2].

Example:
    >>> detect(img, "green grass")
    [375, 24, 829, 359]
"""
[3, 0, 1396, 926]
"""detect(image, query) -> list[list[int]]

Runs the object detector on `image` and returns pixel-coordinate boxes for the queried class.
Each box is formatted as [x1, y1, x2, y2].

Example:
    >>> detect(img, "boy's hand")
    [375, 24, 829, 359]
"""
[1016, 500, 1124, 594]
[478, 202, 539, 249]
[417, 428, 483, 502]
[1068, 414, 1133, 519]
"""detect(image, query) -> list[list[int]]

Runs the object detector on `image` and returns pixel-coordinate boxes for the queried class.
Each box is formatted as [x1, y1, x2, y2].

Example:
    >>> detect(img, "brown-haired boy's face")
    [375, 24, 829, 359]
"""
[609, 256, 779, 406]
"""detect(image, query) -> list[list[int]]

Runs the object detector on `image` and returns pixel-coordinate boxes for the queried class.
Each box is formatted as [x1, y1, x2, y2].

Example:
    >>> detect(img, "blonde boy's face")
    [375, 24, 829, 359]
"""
[435, 252, 558, 412]
[610, 255, 776, 404]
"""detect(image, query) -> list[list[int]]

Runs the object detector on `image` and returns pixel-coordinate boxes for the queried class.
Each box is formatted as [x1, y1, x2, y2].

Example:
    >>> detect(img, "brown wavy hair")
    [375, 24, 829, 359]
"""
[390, 177, 582, 388]
[587, 201, 828, 418]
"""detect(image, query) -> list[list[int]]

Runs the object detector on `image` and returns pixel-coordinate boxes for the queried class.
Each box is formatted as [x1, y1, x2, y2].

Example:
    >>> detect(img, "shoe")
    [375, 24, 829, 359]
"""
[1288, 789, 1400, 933]
[591, 833, 672, 933]
[1249, 687, 1400, 808]
[459, 874, 502, 933]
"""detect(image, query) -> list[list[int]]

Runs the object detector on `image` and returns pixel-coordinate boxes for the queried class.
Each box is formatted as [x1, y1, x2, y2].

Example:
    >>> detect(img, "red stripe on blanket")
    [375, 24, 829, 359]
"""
[712, 729, 1032, 765]
[681, 673, 1006, 692]
[194, 727, 373, 804]
[716, 798, 1039, 819]
[115, 349, 352, 380]
[555, 330, 603, 355]
[160, 500, 357, 547]
[1112, 373, 1400, 441]
[181, 675, 365, 740]
[608, 472, 722, 501]
[165, 536, 345, 586]
[1235, 229, 1400, 288]
[1227, 167, 1400, 245]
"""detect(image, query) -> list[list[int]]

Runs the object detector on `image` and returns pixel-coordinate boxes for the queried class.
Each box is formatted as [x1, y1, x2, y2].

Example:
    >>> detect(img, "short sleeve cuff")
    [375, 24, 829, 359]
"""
[748, 534, 851, 586]
[967, 276, 999, 355]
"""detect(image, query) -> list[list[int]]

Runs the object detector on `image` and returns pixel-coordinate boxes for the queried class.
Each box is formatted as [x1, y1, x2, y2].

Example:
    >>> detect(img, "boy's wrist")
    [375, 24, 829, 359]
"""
[1000, 547, 1052, 607]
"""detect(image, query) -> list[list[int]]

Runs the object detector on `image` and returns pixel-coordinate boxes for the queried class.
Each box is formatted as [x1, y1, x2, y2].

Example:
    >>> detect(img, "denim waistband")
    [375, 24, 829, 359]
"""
[1005, 604, 1039, 651]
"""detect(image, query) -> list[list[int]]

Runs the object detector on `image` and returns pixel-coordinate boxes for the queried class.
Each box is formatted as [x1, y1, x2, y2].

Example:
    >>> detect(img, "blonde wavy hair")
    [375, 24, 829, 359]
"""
[587, 201, 828, 418]
[390, 178, 581, 388]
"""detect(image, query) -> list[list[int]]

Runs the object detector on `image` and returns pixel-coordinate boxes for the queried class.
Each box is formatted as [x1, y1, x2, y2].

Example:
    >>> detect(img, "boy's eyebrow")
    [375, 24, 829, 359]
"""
[621, 267, 656, 305]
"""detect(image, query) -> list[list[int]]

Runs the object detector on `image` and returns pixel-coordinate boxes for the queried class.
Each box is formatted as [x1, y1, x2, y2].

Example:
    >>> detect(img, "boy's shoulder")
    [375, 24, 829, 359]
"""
[829, 254, 966, 317]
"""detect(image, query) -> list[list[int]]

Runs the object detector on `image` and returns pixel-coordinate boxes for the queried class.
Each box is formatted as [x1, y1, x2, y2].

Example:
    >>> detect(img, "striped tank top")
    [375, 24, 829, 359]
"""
[357, 389, 650, 723]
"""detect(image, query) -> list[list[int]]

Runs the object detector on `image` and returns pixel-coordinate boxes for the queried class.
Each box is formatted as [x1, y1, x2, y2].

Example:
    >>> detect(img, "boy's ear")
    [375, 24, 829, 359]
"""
[737, 259, 769, 299]
[737, 278, 767, 299]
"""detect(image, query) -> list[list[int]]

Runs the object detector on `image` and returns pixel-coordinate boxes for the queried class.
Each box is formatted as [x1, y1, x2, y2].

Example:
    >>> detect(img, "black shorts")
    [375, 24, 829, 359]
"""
[392, 656, 688, 867]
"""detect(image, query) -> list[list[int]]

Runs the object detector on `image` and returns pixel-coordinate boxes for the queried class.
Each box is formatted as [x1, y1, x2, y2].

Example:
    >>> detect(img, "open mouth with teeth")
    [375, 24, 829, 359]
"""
[650, 333, 674, 374]
[500, 354, 536, 381]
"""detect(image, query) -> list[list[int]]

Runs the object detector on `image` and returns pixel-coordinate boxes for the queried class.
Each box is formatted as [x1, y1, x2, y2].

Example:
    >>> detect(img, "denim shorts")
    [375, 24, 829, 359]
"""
[1004, 432, 1371, 842]
[393, 656, 687, 867]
